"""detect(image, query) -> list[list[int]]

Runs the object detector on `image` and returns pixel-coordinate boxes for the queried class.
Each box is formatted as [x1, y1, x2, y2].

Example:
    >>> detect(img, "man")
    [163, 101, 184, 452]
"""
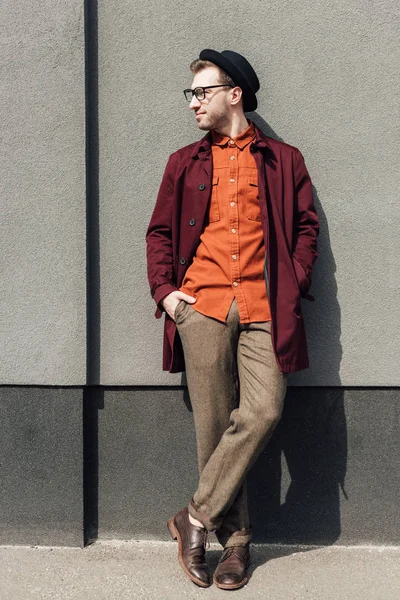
[146, 49, 319, 590]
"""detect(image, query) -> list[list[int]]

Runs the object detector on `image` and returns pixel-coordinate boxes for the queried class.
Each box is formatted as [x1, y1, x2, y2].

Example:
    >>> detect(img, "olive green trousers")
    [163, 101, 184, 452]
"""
[174, 297, 288, 548]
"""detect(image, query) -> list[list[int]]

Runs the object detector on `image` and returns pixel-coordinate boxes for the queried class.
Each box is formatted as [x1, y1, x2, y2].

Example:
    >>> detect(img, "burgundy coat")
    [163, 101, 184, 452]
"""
[146, 122, 319, 373]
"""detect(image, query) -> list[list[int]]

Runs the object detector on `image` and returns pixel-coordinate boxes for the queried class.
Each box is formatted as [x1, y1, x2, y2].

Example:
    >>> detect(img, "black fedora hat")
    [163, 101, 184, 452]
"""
[199, 48, 260, 112]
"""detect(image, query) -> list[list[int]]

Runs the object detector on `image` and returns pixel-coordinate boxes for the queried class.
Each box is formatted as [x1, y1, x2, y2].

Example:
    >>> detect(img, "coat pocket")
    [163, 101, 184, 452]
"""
[292, 255, 312, 298]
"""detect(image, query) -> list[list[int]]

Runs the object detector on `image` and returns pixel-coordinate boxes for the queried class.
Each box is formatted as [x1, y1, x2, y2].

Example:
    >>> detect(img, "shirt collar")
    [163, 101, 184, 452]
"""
[211, 119, 256, 150]
[190, 120, 273, 159]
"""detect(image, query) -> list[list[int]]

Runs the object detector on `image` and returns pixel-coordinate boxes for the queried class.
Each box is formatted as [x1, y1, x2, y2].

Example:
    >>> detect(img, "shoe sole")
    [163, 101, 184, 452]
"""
[167, 517, 211, 588]
[213, 574, 248, 590]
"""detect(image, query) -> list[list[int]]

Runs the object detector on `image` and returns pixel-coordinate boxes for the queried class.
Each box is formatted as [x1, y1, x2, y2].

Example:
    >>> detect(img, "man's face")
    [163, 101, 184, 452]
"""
[189, 66, 232, 131]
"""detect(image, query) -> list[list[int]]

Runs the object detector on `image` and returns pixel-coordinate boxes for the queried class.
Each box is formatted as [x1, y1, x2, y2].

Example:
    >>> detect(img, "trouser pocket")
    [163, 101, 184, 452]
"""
[174, 300, 184, 322]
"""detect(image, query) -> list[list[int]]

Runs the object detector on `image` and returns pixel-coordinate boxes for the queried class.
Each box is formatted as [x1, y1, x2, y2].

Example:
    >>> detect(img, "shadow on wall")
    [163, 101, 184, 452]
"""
[252, 113, 343, 387]
[248, 387, 347, 544]
[181, 114, 347, 545]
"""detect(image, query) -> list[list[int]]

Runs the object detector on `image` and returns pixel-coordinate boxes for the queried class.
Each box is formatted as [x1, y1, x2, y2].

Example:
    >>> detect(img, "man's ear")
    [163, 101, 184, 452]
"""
[230, 85, 243, 107]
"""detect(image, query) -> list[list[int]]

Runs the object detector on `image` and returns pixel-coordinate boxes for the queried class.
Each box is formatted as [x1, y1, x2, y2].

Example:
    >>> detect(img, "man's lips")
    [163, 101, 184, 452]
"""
[196, 112, 205, 118]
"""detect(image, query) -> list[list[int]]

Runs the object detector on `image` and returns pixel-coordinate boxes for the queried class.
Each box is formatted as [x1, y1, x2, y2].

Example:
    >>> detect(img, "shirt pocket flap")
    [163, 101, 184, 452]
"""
[248, 175, 258, 187]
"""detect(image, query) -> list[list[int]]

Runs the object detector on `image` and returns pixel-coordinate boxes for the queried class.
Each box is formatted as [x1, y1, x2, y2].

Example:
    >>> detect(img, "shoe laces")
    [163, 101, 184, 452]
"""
[221, 546, 236, 561]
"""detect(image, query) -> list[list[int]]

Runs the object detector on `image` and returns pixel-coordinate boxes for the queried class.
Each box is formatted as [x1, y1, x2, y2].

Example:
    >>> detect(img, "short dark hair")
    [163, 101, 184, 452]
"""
[189, 58, 236, 88]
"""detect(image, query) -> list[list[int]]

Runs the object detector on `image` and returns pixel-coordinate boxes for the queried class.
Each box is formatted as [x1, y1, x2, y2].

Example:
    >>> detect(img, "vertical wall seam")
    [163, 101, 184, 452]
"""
[84, 0, 100, 387]
[83, 0, 100, 546]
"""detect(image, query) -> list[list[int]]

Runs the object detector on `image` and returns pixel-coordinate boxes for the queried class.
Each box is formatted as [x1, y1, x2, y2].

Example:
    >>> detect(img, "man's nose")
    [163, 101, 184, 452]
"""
[189, 94, 201, 109]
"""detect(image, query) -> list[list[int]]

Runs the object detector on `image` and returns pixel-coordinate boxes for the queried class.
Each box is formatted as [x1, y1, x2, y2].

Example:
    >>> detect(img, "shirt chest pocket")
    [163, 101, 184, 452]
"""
[208, 175, 220, 223]
[246, 174, 262, 222]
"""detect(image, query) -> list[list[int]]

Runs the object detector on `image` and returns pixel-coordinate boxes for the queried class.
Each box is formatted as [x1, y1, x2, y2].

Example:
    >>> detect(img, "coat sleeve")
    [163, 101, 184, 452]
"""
[146, 152, 179, 317]
[291, 148, 319, 300]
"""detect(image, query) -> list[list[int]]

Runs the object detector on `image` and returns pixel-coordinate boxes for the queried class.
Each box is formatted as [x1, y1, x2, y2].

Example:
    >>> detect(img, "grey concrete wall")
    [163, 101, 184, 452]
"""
[1, 384, 398, 547]
[97, 387, 400, 546]
[1, 1, 399, 386]
[98, 0, 400, 386]
[0, 1, 86, 385]
[0, 388, 84, 547]
[1, 1, 399, 549]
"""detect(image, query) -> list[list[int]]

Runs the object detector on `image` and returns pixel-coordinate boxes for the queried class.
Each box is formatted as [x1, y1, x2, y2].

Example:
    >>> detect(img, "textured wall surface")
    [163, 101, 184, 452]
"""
[1, 1, 399, 385]
[0, 1, 86, 384]
[1, 1, 399, 550]
[97, 387, 400, 545]
[98, 0, 400, 385]
[1, 384, 398, 546]
[0, 387, 83, 546]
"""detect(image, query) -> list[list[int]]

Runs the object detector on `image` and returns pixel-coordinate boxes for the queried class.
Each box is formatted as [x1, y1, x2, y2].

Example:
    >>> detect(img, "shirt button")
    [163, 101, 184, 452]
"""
[232, 255, 237, 260]
[230, 156, 235, 160]
[230, 178, 235, 183]
[179, 257, 186, 265]
[230, 202, 235, 207]
[189, 218, 196, 226]
[231, 228, 236, 233]
[229, 140, 235, 145]
[233, 281, 239, 287]
[199, 183, 206, 190]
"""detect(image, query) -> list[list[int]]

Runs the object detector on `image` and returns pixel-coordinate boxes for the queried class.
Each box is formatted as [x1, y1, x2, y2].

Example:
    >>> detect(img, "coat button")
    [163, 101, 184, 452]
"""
[179, 257, 186, 265]
[199, 183, 206, 190]
[189, 218, 196, 226]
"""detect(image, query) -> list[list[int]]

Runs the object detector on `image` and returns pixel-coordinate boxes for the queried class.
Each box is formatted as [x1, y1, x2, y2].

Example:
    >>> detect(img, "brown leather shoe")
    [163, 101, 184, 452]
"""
[167, 506, 210, 587]
[213, 544, 250, 590]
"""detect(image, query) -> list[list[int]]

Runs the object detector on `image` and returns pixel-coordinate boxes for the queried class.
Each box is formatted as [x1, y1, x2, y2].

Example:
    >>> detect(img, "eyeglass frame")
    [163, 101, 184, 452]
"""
[183, 84, 234, 102]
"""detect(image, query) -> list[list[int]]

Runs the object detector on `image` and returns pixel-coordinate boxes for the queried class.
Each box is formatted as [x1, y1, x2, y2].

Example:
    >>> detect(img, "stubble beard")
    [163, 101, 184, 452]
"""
[196, 106, 230, 132]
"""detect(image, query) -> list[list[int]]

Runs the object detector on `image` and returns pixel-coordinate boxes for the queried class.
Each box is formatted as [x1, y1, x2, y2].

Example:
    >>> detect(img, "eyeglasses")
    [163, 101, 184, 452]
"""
[183, 85, 234, 102]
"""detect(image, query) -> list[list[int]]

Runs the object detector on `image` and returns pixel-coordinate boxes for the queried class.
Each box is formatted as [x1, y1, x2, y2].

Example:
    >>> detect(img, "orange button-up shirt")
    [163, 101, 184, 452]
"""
[179, 119, 271, 323]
